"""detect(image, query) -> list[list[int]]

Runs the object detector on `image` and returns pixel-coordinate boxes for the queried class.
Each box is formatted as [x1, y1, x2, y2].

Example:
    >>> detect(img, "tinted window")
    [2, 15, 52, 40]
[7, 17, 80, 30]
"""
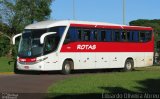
[140, 31, 146, 42]
[133, 31, 139, 42]
[106, 30, 112, 41]
[126, 31, 131, 41]
[101, 30, 106, 41]
[93, 30, 99, 41]
[121, 31, 127, 41]
[83, 29, 91, 41]
[66, 27, 152, 43]
[78, 29, 83, 41]
[64, 27, 77, 44]
[113, 31, 121, 41]
[145, 31, 152, 41]
[44, 34, 59, 55]
[49, 26, 66, 38]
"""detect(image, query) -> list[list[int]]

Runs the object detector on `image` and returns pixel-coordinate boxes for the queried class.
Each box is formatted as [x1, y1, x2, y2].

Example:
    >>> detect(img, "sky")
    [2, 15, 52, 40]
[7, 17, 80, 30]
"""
[50, 0, 160, 25]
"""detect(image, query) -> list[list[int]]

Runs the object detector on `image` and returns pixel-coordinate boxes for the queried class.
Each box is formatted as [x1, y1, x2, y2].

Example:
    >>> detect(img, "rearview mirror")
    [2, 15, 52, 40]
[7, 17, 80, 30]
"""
[12, 33, 22, 45]
[40, 32, 56, 44]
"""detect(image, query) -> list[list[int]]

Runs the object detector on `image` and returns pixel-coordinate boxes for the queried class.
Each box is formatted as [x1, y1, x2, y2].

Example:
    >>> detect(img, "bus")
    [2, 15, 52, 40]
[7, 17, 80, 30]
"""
[12, 20, 154, 74]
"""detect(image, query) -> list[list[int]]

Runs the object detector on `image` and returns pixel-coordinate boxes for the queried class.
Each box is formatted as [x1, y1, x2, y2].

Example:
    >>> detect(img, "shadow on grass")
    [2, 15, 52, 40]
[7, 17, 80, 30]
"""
[47, 78, 160, 99]
[136, 78, 160, 93]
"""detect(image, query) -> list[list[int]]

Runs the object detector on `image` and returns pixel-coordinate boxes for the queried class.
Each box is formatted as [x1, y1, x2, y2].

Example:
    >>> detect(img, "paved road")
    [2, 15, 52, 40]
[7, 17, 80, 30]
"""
[0, 73, 80, 99]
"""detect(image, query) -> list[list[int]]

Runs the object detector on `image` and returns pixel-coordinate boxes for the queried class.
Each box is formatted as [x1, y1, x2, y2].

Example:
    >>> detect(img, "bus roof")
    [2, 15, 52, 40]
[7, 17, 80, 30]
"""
[25, 20, 153, 31]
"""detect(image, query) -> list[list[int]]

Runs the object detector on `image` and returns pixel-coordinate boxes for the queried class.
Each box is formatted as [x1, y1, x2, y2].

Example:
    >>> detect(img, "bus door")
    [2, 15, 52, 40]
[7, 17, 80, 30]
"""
[43, 34, 59, 70]
[43, 52, 59, 70]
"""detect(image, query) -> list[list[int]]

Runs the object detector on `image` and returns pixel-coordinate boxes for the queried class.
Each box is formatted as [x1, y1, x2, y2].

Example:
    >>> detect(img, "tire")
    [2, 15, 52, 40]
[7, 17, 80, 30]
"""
[124, 59, 134, 71]
[14, 60, 19, 74]
[62, 61, 72, 75]
[14, 61, 21, 74]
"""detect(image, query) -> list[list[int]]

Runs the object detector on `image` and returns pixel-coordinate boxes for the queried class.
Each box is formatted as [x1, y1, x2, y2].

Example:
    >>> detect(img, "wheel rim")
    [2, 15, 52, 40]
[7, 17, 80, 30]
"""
[65, 63, 70, 72]
[126, 61, 132, 70]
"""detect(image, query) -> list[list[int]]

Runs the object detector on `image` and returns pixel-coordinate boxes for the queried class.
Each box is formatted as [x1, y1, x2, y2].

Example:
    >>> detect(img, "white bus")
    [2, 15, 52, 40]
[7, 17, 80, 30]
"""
[13, 20, 154, 74]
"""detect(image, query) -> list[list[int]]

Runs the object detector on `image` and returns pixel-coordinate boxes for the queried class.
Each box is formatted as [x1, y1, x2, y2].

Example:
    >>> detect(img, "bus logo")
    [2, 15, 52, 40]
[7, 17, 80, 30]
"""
[77, 45, 96, 50]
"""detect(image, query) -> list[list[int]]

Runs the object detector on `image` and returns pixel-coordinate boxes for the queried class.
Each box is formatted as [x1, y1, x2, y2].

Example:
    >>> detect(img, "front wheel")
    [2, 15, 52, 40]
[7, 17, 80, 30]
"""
[62, 61, 72, 75]
[14, 60, 21, 74]
[124, 59, 134, 71]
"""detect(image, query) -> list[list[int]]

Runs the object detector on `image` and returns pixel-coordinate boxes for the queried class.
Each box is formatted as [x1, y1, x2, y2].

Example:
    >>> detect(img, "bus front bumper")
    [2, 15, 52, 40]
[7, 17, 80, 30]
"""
[17, 61, 44, 71]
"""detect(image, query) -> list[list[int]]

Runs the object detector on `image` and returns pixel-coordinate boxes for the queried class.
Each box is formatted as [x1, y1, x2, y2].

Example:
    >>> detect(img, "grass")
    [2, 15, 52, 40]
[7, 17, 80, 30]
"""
[48, 66, 160, 98]
[0, 57, 14, 72]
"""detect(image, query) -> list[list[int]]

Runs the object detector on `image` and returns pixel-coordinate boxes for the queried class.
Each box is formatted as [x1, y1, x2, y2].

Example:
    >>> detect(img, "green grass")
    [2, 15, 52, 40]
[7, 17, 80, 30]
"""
[48, 66, 160, 98]
[0, 57, 14, 72]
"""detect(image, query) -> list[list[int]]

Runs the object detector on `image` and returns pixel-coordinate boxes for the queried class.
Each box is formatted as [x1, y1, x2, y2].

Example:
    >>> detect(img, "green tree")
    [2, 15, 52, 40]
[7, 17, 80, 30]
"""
[129, 19, 160, 35]
[0, 0, 53, 57]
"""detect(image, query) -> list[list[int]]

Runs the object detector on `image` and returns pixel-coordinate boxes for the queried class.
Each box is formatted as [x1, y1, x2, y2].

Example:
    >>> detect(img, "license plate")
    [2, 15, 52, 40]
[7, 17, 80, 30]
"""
[24, 66, 29, 69]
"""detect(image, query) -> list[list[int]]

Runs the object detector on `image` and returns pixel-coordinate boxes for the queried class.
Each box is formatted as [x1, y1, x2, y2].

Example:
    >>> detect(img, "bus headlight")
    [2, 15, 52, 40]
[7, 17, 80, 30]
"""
[36, 57, 48, 63]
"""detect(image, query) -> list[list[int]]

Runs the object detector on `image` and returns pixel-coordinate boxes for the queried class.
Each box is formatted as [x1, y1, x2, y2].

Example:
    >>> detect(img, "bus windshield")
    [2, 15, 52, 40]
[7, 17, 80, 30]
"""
[18, 26, 66, 58]
[18, 29, 46, 58]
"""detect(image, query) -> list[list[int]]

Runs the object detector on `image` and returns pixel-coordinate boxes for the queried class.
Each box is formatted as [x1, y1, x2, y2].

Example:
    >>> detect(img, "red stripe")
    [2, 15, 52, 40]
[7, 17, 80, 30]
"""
[60, 41, 154, 52]
[70, 23, 153, 30]
[70, 23, 122, 29]
[70, 23, 96, 28]
[123, 26, 153, 31]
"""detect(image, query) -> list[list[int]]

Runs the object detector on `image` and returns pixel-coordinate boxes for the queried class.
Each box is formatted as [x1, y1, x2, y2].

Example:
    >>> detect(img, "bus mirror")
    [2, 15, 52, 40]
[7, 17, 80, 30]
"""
[40, 32, 56, 44]
[12, 33, 22, 45]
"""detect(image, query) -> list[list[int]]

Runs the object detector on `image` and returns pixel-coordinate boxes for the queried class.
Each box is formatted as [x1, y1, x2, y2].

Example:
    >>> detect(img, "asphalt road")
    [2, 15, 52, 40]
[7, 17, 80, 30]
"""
[0, 73, 79, 99]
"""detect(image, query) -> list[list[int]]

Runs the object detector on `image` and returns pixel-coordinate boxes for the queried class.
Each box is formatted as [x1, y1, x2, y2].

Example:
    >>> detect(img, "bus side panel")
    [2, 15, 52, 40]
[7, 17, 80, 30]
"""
[144, 52, 154, 66]
[132, 52, 153, 67]
[95, 52, 153, 69]
[43, 52, 61, 71]
[95, 53, 110, 68]
[59, 52, 96, 70]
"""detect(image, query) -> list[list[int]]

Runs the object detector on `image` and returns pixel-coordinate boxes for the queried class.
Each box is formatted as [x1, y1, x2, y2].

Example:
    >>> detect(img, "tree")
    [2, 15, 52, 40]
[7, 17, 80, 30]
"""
[0, 0, 53, 57]
[129, 19, 160, 34]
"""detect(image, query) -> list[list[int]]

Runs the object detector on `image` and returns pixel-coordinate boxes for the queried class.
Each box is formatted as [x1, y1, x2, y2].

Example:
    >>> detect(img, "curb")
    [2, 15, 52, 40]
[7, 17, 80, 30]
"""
[0, 72, 14, 75]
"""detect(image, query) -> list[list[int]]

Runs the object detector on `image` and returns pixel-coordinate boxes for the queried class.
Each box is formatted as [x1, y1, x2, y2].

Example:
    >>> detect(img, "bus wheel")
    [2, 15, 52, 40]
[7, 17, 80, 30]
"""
[62, 60, 72, 75]
[14, 61, 21, 74]
[124, 59, 134, 71]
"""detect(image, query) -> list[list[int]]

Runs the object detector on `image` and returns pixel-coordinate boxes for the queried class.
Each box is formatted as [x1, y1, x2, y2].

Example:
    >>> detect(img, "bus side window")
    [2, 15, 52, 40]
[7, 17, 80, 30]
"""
[78, 29, 83, 41]
[121, 31, 126, 41]
[49, 26, 66, 38]
[64, 27, 75, 44]
[44, 35, 57, 54]
[106, 30, 112, 41]
[101, 30, 106, 41]
[140, 31, 146, 42]
[83, 29, 91, 41]
[145, 31, 152, 41]
[113, 31, 121, 41]
[58, 27, 66, 38]
[127, 31, 133, 41]
[93, 30, 99, 41]
[90, 30, 94, 41]
[133, 31, 139, 42]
